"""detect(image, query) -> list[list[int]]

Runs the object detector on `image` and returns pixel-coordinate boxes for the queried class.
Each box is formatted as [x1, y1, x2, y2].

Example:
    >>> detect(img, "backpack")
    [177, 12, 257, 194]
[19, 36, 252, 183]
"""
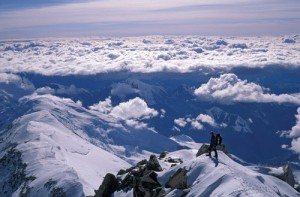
[216, 134, 222, 145]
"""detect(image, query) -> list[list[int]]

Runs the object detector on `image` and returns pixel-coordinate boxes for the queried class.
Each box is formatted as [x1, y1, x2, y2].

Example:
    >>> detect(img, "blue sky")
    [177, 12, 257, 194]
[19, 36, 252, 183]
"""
[0, 0, 299, 39]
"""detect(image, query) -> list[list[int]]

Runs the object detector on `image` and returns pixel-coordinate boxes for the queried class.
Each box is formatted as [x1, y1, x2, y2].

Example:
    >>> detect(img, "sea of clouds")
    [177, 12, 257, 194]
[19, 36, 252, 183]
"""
[0, 35, 299, 75]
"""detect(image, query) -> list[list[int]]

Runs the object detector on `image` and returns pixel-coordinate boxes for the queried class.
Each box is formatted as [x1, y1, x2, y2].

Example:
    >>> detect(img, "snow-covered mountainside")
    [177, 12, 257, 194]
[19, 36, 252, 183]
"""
[0, 35, 300, 196]
[101, 146, 299, 197]
[158, 152, 299, 197]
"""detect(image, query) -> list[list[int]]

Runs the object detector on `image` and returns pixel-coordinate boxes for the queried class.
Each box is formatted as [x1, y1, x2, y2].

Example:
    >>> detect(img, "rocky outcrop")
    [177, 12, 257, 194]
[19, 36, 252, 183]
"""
[196, 144, 229, 157]
[0, 147, 36, 196]
[146, 155, 163, 172]
[270, 165, 296, 188]
[94, 155, 165, 197]
[165, 167, 188, 189]
[159, 151, 168, 159]
[94, 173, 119, 197]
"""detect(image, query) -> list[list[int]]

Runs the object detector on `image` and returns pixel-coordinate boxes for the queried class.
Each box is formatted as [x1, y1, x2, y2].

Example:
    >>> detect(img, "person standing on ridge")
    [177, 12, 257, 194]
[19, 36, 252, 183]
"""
[207, 131, 218, 158]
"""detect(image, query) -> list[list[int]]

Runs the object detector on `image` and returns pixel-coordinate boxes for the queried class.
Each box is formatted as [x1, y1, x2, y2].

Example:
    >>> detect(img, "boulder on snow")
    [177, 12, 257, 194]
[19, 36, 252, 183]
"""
[165, 167, 188, 189]
[134, 171, 162, 197]
[94, 173, 119, 197]
[196, 144, 229, 157]
[137, 159, 147, 166]
[282, 165, 296, 187]
[146, 155, 162, 172]
[165, 157, 183, 164]
[271, 165, 296, 188]
[159, 151, 168, 159]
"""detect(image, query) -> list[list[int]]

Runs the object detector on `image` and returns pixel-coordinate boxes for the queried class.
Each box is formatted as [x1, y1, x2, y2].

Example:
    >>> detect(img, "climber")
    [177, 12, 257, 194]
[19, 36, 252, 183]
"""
[216, 133, 222, 146]
[207, 131, 218, 158]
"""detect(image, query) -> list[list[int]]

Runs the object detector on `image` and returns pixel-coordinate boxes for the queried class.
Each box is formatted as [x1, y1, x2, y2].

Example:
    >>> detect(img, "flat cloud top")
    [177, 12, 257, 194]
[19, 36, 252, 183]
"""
[0, 35, 299, 75]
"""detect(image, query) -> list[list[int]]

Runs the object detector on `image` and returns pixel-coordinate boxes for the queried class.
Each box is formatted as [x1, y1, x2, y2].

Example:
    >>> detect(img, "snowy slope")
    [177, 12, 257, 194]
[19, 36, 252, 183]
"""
[158, 152, 300, 197]
[0, 93, 181, 196]
[0, 95, 130, 196]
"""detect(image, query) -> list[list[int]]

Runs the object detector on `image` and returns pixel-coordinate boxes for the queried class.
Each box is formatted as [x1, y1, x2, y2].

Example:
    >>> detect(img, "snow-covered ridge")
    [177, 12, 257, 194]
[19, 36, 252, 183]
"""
[0, 93, 181, 196]
[0, 35, 299, 75]
[98, 150, 300, 197]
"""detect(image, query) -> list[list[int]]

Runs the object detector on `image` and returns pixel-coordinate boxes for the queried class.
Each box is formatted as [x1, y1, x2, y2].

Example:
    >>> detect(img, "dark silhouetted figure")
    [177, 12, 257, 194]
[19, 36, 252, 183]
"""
[207, 131, 218, 158]
[216, 133, 222, 146]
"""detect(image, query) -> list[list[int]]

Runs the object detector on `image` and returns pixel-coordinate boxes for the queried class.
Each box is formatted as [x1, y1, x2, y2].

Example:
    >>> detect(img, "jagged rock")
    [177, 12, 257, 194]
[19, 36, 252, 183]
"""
[94, 173, 119, 197]
[282, 165, 296, 187]
[141, 171, 161, 190]
[166, 157, 183, 164]
[0, 147, 36, 196]
[151, 187, 166, 197]
[146, 155, 162, 172]
[137, 159, 147, 166]
[159, 151, 168, 159]
[118, 173, 134, 191]
[196, 144, 229, 157]
[165, 167, 188, 189]
[272, 165, 296, 188]
[171, 164, 177, 168]
[134, 171, 162, 197]
[117, 169, 127, 176]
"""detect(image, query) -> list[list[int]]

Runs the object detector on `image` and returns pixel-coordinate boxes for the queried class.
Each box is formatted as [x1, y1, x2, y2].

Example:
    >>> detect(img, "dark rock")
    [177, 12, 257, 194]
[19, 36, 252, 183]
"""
[166, 157, 183, 164]
[141, 171, 161, 190]
[196, 144, 229, 157]
[165, 168, 188, 189]
[151, 187, 166, 197]
[171, 164, 177, 168]
[118, 173, 134, 191]
[134, 171, 162, 197]
[136, 159, 147, 166]
[159, 151, 168, 159]
[146, 155, 162, 172]
[271, 165, 296, 188]
[94, 173, 119, 197]
[117, 169, 127, 176]
[0, 147, 36, 197]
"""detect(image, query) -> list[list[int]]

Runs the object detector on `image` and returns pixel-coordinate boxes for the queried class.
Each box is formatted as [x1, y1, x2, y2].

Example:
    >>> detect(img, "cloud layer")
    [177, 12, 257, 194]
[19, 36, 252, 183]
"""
[194, 73, 300, 105]
[0, 36, 299, 76]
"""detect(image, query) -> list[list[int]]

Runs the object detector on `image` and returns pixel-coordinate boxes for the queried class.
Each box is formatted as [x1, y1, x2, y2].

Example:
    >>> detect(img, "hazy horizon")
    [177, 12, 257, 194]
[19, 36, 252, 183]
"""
[1, 0, 300, 39]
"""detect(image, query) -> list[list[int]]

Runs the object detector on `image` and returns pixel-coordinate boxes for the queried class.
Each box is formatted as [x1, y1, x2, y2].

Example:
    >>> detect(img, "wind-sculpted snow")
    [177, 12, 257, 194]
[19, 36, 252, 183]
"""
[0, 35, 299, 75]
[157, 152, 300, 197]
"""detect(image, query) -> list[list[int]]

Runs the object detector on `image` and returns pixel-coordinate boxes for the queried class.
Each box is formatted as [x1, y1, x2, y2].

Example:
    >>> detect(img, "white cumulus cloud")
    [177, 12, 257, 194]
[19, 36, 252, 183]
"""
[196, 114, 216, 127]
[90, 97, 158, 129]
[174, 113, 217, 131]
[194, 73, 300, 105]
[110, 97, 158, 120]
[281, 107, 300, 155]
[174, 118, 187, 127]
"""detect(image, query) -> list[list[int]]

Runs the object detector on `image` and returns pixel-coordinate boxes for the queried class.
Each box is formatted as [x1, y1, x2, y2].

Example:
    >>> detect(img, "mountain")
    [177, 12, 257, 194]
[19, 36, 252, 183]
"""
[0, 93, 180, 196]
[1, 35, 300, 196]
[102, 146, 300, 197]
